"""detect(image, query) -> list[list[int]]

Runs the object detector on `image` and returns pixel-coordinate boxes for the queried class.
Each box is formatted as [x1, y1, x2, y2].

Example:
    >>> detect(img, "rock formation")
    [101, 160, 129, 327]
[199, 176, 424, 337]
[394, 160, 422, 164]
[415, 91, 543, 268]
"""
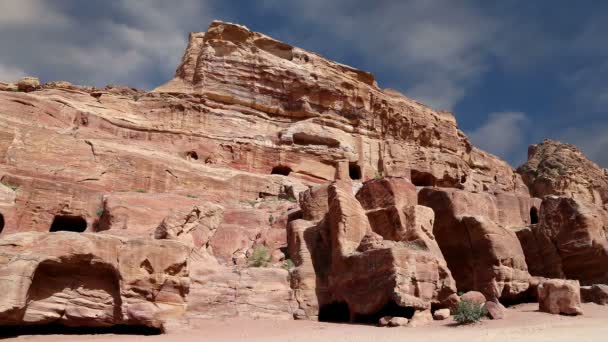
[0, 232, 189, 330]
[0, 20, 608, 332]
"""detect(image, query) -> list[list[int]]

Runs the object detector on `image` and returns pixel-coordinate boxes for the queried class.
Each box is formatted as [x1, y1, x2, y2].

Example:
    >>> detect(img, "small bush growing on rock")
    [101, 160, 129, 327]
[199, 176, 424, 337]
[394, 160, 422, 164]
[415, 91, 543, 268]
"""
[135, 189, 147, 193]
[248, 246, 270, 267]
[96, 207, 105, 217]
[453, 300, 487, 324]
[283, 259, 294, 270]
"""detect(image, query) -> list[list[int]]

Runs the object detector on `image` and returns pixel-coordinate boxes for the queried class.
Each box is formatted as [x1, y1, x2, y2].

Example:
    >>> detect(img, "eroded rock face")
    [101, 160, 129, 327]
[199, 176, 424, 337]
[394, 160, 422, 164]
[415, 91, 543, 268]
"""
[0, 232, 190, 330]
[289, 178, 456, 322]
[418, 188, 531, 302]
[518, 196, 608, 285]
[580, 284, 608, 305]
[518, 138, 608, 205]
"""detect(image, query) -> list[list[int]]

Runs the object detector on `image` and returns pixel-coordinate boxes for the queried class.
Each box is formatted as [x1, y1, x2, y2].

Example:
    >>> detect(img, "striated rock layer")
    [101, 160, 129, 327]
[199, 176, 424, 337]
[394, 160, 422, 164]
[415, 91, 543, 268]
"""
[2, 20, 608, 331]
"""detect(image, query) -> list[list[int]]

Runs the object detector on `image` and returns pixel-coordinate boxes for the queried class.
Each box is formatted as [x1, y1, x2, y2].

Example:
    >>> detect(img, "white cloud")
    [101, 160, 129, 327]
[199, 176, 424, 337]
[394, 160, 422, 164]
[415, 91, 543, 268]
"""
[0, 0, 215, 89]
[261, 0, 497, 110]
[0, 63, 26, 83]
[467, 111, 530, 164]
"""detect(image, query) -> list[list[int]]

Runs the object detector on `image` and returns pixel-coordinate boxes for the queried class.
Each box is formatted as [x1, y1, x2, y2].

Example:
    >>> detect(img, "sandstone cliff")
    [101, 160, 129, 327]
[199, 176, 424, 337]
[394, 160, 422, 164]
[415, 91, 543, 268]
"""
[0, 21, 607, 331]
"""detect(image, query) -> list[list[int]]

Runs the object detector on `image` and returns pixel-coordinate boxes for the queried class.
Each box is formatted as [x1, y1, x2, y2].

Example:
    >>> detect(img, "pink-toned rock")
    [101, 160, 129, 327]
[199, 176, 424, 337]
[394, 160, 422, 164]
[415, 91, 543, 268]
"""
[388, 316, 409, 327]
[433, 308, 450, 320]
[484, 301, 506, 320]
[538, 279, 583, 315]
[0, 232, 190, 329]
[518, 139, 608, 205]
[519, 196, 608, 284]
[16, 77, 40, 92]
[408, 309, 433, 327]
[460, 291, 486, 305]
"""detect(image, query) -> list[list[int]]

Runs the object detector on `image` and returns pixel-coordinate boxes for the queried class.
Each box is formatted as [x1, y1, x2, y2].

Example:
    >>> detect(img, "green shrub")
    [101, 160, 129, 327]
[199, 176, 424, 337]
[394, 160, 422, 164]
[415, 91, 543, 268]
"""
[453, 300, 487, 324]
[283, 259, 295, 270]
[187, 194, 198, 198]
[135, 189, 147, 193]
[248, 246, 270, 268]
[96, 207, 105, 217]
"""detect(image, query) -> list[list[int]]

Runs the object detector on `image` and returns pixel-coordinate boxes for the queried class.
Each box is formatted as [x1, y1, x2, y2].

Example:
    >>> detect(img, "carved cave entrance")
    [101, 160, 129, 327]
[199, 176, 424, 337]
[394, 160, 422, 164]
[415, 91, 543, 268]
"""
[318, 302, 350, 323]
[271, 165, 292, 176]
[0, 213, 4, 235]
[349, 162, 361, 180]
[49, 215, 87, 232]
[530, 207, 539, 225]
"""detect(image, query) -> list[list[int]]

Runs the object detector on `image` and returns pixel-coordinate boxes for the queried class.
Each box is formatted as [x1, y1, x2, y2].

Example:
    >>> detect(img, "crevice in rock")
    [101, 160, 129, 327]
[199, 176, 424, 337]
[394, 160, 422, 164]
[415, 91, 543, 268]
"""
[530, 206, 539, 225]
[318, 302, 350, 323]
[0, 212, 4, 235]
[353, 301, 415, 324]
[411, 170, 436, 187]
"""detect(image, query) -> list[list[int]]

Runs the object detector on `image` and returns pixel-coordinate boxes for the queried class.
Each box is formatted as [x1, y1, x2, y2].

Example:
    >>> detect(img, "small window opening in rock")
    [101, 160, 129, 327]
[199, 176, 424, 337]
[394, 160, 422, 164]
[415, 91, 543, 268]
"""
[185, 151, 198, 161]
[411, 170, 436, 187]
[0, 324, 162, 338]
[318, 302, 351, 323]
[530, 207, 539, 225]
[353, 301, 415, 324]
[460, 175, 467, 184]
[49, 215, 87, 232]
[349, 162, 362, 180]
[271, 165, 292, 176]
[0, 213, 4, 235]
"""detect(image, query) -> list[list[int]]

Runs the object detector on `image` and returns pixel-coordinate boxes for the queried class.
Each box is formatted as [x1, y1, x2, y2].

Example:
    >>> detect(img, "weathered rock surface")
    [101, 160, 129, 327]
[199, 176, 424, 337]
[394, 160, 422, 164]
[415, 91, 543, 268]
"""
[0, 232, 190, 330]
[518, 138, 608, 206]
[580, 284, 608, 305]
[1, 19, 605, 331]
[518, 196, 608, 285]
[418, 188, 532, 302]
[537, 279, 583, 315]
[433, 308, 450, 320]
[484, 301, 506, 320]
[289, 179, 456, 322]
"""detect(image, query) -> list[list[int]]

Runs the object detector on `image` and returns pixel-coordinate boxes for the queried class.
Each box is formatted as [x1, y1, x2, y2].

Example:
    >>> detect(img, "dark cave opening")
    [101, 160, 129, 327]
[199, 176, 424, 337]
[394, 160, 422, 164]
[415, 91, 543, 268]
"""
[271, 165, 292, 176]
[530, 207, 539, 225]
[49, 215, 87, 232]
[353, 301, 415, 324]
[185, 150, 199, 160]
[0, 324, 162, 338]
[318, 302, 351, 323]
[349, 162, 362, 180]
[0, 213, 4, 235]
[411, 170, 436, 187]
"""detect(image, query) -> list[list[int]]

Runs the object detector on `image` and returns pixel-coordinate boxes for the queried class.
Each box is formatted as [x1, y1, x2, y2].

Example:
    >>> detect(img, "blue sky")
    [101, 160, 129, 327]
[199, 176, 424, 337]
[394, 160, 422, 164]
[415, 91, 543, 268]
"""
[1, 1, 607, 167]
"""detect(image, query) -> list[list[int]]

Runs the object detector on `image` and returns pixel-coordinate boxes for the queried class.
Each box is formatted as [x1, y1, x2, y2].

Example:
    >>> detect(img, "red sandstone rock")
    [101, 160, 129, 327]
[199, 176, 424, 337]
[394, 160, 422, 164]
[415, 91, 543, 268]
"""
[0, 232, 190, 330]
[460, 291, 486, 305]
[580, 285, 608, 305]
[519, 196, 608, 285]
[419, 188, 531, 302]
[518, 139, 608, 205]
[484, 301, 506, 320]
[537, 279, 583, 315]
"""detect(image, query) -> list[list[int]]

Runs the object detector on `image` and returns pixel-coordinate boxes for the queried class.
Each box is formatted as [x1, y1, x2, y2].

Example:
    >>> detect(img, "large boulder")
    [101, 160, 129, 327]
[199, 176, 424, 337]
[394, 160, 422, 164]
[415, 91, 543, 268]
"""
[289, 180, 456, 322]
[0, 232, 190, 330]
[418, 188, 531, 302]
[537, 279, 583, 315]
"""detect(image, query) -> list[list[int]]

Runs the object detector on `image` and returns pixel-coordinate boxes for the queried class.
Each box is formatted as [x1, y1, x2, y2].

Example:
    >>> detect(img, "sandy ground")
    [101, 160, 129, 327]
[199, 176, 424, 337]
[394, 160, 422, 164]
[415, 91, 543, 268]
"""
[3, 303, 608, 342]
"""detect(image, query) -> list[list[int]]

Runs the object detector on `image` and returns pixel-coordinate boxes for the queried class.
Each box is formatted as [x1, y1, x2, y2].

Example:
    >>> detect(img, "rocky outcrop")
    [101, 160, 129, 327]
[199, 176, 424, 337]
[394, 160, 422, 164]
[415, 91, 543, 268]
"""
[518, 196, 608, 285]
[537, 279, 583, 315]
[418, 188, 532, 302]
[2, 19, 606, 331]
[0, 232, 190, 330]
[289, 178, 456, 322]
[518, 138, 608, 205]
